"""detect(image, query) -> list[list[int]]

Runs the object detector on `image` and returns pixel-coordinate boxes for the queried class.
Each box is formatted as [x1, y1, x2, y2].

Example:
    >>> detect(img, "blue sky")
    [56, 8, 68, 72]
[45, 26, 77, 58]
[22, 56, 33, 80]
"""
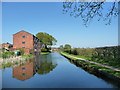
[2, 2, 118, 48]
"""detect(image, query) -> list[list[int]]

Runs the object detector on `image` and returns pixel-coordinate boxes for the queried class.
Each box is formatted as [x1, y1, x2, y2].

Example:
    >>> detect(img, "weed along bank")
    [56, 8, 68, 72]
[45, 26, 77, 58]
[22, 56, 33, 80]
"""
[13, 30, 42, 55]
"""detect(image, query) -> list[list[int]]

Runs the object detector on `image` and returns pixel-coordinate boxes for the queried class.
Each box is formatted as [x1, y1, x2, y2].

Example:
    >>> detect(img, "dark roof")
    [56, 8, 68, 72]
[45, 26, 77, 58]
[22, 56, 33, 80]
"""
[2, 42, 12, 45]
[13, 30, 33, 36]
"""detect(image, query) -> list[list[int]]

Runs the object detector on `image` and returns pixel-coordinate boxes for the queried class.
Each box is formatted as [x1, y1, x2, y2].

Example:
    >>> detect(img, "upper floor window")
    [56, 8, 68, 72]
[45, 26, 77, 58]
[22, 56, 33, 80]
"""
[22, 42, 25, 44]
[22, 67, 26, 70]
[22, 35, 25, 38]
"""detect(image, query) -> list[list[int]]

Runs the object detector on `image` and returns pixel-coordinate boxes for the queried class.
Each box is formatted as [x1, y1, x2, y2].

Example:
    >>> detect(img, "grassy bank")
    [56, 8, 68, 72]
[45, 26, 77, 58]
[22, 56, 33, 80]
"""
[60, 52, 120, 80]
[0, 51, 14, 59]
[22, 54, 33, 59]
[60, 46, 120, 68]
[40, 52, 50, 55]
[0, 54, 34, 69]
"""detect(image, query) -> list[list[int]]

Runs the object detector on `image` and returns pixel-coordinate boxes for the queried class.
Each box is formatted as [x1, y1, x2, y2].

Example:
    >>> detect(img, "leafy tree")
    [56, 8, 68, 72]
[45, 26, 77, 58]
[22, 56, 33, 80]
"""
[36, 32, 57, 52]
[64, 44, 72, 53]
[63, 1, 119, 26]
[59, 45, 64, 51]
[72, 48, 78, 55]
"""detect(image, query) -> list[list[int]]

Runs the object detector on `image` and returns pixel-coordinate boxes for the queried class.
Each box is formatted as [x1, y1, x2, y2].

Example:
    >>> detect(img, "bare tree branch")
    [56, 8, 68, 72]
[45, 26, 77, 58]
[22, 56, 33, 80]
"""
[63, 1, 119, 26]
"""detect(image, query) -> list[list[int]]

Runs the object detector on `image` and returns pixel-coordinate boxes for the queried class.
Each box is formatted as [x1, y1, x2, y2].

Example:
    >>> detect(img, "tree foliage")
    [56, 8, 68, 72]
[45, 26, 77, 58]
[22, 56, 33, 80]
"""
[71, 48, 94, 57]
[64, 44, 72, 53]
[91, 46, 120, 67]
[59, 45, 64, 51]
[63, 1, 119, 26]
[36, 32, 57, 52]
[36, 32, 57, 46]
[62, 46, 120, 68]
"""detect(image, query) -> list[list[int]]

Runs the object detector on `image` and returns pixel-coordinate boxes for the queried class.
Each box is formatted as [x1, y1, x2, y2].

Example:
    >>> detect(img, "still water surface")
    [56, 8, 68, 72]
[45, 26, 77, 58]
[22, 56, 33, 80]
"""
[1, 52, 120, 88]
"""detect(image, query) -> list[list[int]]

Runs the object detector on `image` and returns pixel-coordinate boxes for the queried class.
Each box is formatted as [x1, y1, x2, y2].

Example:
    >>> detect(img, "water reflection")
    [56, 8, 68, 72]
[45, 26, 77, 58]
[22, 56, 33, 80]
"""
[37, 54, 57, 75]
[13, 54, 57, 81]
[13, 59, 35, 81]
[2, 53, 120, 88]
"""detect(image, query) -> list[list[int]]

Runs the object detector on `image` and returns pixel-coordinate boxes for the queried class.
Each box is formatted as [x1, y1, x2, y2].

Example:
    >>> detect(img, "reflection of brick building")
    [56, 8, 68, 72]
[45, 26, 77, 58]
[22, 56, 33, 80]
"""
[13, 61, 36, 81]
[13, 30, 41, 54]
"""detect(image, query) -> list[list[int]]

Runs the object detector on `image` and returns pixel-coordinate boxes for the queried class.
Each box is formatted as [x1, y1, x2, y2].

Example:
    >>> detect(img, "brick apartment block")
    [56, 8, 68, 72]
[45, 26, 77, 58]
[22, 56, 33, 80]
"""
[13, 30, 42, 54]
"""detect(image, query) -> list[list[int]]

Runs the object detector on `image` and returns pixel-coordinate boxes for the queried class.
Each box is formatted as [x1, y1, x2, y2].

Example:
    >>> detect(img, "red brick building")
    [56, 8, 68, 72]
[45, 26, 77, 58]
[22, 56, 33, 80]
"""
[13, 30, 41, 54]
[2, 42, 13, 51]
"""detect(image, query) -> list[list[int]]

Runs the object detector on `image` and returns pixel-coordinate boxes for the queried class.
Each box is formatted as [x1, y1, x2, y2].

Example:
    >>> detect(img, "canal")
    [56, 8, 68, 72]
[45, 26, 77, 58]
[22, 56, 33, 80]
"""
[1, 52, 120, 88]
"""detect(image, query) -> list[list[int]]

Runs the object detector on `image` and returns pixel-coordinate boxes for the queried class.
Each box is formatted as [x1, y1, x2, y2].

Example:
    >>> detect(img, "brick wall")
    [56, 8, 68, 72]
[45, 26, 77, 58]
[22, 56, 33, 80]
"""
[13, 31, 34, 54]
[13, 30, 41, 54]
[13, 31, 34, 49]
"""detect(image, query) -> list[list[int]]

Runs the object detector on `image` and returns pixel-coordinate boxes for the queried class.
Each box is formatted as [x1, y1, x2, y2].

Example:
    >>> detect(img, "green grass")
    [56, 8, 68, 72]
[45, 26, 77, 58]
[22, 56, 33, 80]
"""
[60, 51, 120, 78]
[2, 62, 13, 68]
[41, 52, 50, 55]
[60, 52, 90, 60]
[1, 51, 14, 59]
[61, 51, 120, 69]
[22, 54, 33, 59]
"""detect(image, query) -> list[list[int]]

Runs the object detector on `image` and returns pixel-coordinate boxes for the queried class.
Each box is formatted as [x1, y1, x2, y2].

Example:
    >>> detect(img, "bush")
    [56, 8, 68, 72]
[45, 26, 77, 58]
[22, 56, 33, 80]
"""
[91, 46, 120, 68]
[64, 46, 120, 68]
[64, 44, 72, 54]
[71, 48, 79, 55]
[2, 62, 12, 68]
[41, 48, 48, 52]
[71, 48, 94, 57]
[2, 51, 15, 59]
[18, 48, 24, 55]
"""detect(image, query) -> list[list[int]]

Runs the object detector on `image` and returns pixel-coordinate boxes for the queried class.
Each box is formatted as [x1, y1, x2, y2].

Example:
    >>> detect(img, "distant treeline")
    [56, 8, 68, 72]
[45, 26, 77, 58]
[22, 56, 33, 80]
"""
[60, 45, 120, 68]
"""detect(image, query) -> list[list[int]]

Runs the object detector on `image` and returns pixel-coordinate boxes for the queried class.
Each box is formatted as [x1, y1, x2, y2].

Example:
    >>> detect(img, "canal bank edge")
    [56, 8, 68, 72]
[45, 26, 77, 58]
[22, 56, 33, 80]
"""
[60, 52, 120, 84]
[0, 54, 34, 68]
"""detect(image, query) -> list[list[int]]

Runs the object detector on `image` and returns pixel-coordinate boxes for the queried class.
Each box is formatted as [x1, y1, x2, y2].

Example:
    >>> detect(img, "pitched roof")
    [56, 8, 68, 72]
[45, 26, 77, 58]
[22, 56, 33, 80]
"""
[13, 30, 33, 36]
[13, 30, 41, 42]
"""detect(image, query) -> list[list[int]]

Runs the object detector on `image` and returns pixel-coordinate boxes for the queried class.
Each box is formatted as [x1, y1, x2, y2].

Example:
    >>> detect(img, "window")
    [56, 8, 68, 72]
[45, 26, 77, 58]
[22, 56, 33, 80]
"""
[22, 73, 26, 76]
[22, 42, 25, 44]
[22, 67, 26, 70]
[22, 36, 25, 38]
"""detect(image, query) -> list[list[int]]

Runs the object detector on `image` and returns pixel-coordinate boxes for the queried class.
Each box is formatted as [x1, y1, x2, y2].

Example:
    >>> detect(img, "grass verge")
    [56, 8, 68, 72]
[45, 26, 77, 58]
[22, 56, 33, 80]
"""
[41, 52, 50, 55]
[60, 52, 120, 79]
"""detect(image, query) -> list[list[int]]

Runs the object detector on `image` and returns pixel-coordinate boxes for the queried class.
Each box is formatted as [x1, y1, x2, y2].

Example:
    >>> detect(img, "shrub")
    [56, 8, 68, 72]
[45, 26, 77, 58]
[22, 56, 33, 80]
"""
[41, 48, 48, 52]
[2, 51, 15, 59]
[18, 48, 24, 55]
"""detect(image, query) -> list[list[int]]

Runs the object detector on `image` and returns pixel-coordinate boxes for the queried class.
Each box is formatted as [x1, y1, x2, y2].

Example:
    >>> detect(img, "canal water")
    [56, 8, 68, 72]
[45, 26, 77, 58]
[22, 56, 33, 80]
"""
[1, 52, 120, 88]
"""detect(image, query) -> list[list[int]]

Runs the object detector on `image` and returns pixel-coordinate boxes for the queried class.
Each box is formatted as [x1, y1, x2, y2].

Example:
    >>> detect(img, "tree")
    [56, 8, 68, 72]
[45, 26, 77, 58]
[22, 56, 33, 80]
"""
[59, 45, 64, 51]
[72, 48, 78, 55]
[36, 32, 57, 52]
[63, 1, 119, 26]
[64, 44, 72, 53]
